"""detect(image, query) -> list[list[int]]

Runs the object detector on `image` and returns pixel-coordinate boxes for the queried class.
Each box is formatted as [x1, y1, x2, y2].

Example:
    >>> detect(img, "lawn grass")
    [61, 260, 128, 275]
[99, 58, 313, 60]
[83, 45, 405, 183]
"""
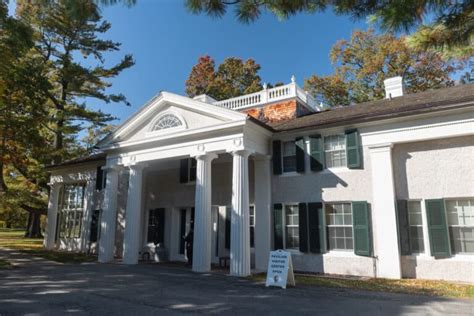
[0, 229, 95, 264]
[249, 273, 474, 299]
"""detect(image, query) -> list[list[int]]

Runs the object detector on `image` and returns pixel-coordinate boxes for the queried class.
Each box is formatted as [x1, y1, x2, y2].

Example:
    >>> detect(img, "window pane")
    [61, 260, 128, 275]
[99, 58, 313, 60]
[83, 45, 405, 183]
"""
[284, 205, 299, 249]
[325, 203, 353, 251]
[446, 199, 474, 254]
[324, 135, 347, 168]
[283, 156, 296, 172]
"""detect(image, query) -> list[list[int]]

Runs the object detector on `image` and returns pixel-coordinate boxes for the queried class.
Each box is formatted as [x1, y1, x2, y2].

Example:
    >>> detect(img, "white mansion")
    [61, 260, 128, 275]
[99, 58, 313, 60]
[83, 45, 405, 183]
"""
[44, 77, 474, 282]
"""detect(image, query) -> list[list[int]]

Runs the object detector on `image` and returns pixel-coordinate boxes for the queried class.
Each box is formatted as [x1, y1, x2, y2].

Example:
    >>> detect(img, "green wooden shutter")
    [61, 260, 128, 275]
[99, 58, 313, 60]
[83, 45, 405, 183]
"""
[352, 201, 372, 256]
[273, 204, 284, 250]
[309, 135, 324, 172]
[345, 129, 362, 169]
[295, 137, 305, 173]
[272, 140, 282, 175]
[425, 199, 450, 258]
[225, 207, 231, 249]
[179, 159, 189, 183]
[298, 202, 308, 252]
[397, 200, 411, 255]
[308, 202, 324, 253]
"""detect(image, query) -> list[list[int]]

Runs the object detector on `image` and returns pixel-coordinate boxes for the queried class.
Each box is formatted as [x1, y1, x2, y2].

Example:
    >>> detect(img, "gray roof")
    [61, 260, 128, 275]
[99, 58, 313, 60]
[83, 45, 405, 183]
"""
[270, 84, 474, 132]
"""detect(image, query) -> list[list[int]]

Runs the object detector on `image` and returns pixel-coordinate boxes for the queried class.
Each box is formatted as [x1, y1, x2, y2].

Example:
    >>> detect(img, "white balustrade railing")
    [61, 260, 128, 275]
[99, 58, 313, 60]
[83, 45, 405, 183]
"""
[213, 79, 326, 112]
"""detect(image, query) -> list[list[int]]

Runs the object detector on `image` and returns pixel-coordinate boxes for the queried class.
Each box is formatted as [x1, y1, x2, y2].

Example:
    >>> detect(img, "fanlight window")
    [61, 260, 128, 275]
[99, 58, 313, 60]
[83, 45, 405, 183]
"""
[151, 114, 183, 131]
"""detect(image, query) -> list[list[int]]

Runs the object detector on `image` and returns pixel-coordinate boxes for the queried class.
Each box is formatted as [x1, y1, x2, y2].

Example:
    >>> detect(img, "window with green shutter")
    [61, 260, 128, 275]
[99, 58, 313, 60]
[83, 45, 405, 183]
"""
[295, 137, 305, 173]
[397, 200, 411, 255]
[309, 135, 324, 172]
[345, 129, 362, 169]
[273, 204, 284, 249]
[272, 141, 282, 175]
[352, 201, 372, 256]
[308, 202, 325, 253]
[426, 199, 451, 258]
[298, 202, 308, 252]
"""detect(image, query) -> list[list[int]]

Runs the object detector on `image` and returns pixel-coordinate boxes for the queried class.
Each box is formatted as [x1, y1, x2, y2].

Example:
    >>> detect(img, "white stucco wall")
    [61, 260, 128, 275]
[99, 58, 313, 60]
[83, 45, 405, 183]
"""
[393, 135, 474, 283]
[272, 140, 375, 276]
[393, 135, 474, 200]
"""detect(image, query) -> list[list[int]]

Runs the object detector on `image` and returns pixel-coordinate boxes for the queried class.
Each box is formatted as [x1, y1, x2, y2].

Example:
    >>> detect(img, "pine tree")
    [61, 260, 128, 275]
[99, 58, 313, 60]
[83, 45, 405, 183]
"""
[17, 0, 134, 165]
[0, 0, 134, 237]
[185, 0, 473, 57]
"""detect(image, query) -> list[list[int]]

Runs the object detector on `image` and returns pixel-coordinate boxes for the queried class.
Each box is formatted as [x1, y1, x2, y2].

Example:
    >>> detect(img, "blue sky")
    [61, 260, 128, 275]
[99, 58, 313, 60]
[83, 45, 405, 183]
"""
[10, 0, 369, 125]
[87, 1, 368, 124]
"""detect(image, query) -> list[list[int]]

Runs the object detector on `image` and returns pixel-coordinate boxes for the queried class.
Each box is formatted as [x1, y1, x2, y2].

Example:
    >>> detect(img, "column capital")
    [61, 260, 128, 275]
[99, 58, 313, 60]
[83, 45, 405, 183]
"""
[125, 162, 148, 171]
[47, 182, 61, 189]
[102, 164, 123, 172]
[368, 143, 393, 153]
[230, 149, 252, 158]
[193, 152, 218, 161]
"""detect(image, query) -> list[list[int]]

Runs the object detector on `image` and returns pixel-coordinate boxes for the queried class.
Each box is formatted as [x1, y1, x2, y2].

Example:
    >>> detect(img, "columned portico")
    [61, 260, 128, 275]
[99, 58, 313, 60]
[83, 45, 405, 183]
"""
[44, 183, 61, 250]
[230, 150, 251, 276]
[192, 153, 217, 272]
[99, 165, 121, 263]
[123, 163, 147, 264]
[369, 143, 402, 279]
[254, 156, 272, 272]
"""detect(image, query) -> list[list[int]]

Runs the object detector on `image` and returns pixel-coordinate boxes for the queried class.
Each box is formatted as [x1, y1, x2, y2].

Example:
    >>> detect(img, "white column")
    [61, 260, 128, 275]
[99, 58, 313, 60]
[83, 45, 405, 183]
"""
[230, 150, 251, 276]
[98, 165, 120, 263]
[44, 183, 61, 250]
[369, 143, 402, 279]
[254, 155, 272, 272]
[123, 163, 146, 264]
[80, 180, 96, 253]
[192, 153, 217, 272]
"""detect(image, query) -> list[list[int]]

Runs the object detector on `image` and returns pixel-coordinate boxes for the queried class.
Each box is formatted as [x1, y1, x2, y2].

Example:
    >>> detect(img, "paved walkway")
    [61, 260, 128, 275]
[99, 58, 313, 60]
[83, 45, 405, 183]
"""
[0, 248, 472, 315]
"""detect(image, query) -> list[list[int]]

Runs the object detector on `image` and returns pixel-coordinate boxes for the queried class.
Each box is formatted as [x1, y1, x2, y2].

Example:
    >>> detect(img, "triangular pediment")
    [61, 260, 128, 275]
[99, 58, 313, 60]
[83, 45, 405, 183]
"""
[98, 92, 247, 147]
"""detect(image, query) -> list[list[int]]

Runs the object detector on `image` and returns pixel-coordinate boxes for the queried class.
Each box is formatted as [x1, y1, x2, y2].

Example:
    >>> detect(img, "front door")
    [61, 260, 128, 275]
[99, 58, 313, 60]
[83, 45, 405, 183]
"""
[147, 208, 165, 245]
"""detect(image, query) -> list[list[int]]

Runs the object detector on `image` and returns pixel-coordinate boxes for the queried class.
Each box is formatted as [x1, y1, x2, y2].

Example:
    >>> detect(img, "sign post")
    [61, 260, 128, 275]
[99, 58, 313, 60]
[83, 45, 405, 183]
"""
[265, 250, 295, 289]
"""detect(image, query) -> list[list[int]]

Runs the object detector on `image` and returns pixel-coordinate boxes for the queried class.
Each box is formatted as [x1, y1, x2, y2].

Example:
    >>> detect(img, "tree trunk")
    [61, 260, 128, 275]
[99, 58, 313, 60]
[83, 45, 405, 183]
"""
[24, 210, 43, 238]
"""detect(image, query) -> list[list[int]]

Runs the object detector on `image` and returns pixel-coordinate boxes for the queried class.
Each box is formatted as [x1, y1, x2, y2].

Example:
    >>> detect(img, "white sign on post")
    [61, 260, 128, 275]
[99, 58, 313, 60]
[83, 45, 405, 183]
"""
[265, 250, 295, 289]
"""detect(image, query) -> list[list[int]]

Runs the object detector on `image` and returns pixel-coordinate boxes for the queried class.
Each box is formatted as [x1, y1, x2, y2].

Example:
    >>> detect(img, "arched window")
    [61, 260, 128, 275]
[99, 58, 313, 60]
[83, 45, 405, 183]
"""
[151, 114, 183, 131]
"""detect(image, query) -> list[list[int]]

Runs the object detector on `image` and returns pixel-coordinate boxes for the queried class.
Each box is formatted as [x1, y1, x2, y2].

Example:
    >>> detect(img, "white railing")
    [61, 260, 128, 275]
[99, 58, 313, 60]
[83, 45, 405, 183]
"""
[213, 77, 327, 112]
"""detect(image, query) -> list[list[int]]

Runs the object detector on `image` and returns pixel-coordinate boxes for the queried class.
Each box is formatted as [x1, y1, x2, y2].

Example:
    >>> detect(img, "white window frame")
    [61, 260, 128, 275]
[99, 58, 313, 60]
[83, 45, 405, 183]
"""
[281, 203, 299, 250]
[146, 111, 187, 136]
[281, 140, 297, 174]
[249, 204, 255, 249]
[58, 183, 86, 239]
[324, 202, 354, 252]
[407, 200, 425, 254]
[445, 198, 474, 255]
[323, 134, 347, 169]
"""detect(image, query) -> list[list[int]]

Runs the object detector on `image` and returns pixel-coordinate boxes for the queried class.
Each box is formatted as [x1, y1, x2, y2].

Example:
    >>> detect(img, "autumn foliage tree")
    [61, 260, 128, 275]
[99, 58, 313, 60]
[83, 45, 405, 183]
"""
[185, 55, 262, 100]
[0, 0, 133, 237]
[304, 30, 460, 107]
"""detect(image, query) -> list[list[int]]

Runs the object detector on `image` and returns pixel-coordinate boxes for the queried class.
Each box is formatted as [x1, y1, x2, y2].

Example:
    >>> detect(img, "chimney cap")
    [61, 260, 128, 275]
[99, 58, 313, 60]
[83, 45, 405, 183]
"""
[384, 76, 404, 99]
